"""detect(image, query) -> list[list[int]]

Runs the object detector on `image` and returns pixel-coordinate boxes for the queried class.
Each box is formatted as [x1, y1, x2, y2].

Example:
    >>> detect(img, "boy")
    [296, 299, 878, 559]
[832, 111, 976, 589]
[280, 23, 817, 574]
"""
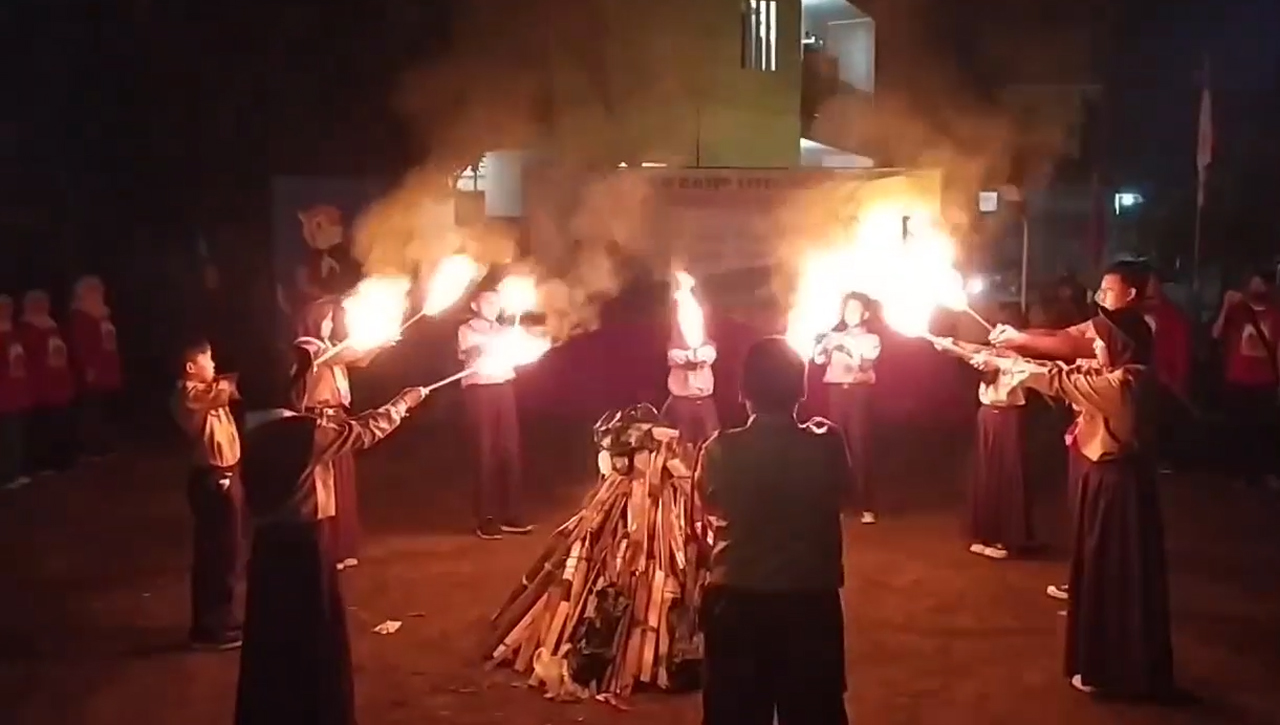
[458, 289, 530, 540]
[171, 340, 244, 651]
[697, 336, 851, 725]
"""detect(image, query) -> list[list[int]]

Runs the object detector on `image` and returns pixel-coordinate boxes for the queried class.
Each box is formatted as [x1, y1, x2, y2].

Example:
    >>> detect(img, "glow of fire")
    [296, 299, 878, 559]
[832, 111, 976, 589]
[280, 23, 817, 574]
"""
[672, 271, 706, 348]
[422, 254, 484, 315]
[472, 326, 552, 376]
[785, 203, 969, 348]
[497, 274, 539, 316]
[342, 276, 412, 351]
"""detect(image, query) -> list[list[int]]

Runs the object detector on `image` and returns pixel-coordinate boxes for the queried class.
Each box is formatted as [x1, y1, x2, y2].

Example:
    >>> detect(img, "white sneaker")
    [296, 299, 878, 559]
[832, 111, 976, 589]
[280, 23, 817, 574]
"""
[1070, 675, 1096, 694]
[982, 545, 1009, 559]
[860, 512, 877, 524]
[1047, 584, 1069, 601]
[968, 543, 987, 555]
[2, 476, 31, 491]
[341, 558, 358, 568]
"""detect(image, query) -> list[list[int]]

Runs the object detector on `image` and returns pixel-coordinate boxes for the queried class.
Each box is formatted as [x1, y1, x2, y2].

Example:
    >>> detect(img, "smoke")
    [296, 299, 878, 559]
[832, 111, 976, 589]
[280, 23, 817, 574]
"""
[353, 0, 1096, 336]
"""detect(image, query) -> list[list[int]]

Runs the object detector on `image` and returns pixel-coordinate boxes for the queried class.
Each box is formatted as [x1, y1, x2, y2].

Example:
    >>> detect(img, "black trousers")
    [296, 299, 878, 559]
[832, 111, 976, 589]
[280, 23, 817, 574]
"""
[661, 395, 720, 450]
[702, 587, 848, 725]
[463, 383, 522, 525]
[187, 466, 244, 639]
[78, 389, 118, 457]
[827, 384, 874, 512]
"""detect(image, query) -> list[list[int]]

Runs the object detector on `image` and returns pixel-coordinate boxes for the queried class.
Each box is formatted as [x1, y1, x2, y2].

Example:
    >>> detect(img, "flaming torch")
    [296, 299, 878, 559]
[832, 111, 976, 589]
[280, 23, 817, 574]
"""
[497, 273, 538, 325]
[673, 271, 706, 349]
[313, 275, 413, 366]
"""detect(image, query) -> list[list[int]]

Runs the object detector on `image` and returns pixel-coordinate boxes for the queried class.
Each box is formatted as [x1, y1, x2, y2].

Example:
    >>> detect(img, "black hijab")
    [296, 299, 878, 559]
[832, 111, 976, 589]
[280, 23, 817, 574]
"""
[1093, 306, 1153, 367]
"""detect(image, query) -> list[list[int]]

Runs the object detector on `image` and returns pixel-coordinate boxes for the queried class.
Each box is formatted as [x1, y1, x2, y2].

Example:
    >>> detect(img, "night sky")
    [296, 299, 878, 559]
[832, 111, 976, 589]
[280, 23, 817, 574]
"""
[3, 0, 1278, 274]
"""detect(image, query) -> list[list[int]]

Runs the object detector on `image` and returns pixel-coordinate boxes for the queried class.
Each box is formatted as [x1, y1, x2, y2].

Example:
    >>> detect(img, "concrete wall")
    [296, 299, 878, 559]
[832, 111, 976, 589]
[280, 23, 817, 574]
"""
[543, 0, 803, 169]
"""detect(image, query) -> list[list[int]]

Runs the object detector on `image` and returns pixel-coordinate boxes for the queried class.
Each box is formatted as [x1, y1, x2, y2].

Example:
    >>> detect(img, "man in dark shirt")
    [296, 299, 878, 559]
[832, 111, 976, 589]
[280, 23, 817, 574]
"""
[697, 336, 852, 725]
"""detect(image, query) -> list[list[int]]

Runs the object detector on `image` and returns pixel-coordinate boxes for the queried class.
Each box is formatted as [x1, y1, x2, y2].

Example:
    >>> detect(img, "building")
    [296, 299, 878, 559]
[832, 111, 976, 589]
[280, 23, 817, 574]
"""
[458, 0, 880, 218]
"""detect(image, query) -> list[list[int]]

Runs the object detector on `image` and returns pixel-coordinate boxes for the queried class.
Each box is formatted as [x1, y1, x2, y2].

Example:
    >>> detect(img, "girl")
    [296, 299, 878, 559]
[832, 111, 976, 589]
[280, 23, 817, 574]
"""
[69, 275, 123, 458]
[19, 290, 76, 474]
[988, 307, 1174, 699]
[661, 329, 719, 453]
[941, 331, 1034, 560]
[813, 292, 881, 524]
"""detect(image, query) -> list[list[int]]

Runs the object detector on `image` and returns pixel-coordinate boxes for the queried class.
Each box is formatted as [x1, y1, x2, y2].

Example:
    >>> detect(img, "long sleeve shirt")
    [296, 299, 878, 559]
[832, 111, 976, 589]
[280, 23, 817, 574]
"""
[18, 321, 75, 406]
[667, 343, 717, 398]
[241, 394, 415, 526]
[1015, 360, 1153, 462]
[814, 328, 881, 385]
[458, 318, 516, 386]
[0, 329, 29, 413]
[698, 414, 849, 592]
[952, 341, 1028, 407]
[294, 338, 352, 409]
[171, 378, 242, 468]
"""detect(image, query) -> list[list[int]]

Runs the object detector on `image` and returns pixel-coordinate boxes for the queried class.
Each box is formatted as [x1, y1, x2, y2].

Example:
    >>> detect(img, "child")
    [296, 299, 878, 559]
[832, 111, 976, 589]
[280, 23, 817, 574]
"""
[18, 289, 75, 474]
[458, 289, 530, 540]
[0, 294, 31, 490]
[171, 340, 244, 651]
[661, 329, 719, 452]
[812, 291, 881, 524]
[68, 275, 123, 458]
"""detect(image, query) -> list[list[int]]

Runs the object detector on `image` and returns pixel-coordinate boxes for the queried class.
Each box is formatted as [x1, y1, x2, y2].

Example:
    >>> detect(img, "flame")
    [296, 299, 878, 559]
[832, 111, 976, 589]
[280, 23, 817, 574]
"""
[473, 326, 552, 376]
[673, 271, 706, 348]
[422, 254, 484, 315]
[784, 202, 969, 346]
[497, 274, 539, 316]
[342, 276, 412, 351]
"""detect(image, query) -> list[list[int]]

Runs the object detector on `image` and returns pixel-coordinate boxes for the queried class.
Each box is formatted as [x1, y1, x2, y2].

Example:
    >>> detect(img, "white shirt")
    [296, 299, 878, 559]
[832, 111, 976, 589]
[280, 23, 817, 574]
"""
[668, 344, 717, 397]
[815, 328, 881, 384]
[458, 317, 517, 386]
[978, 366, 1028, 407]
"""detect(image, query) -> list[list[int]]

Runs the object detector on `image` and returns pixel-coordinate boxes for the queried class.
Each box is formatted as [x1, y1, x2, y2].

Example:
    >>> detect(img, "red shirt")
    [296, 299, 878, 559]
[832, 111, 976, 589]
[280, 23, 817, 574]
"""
[68, 309, 123, 392]
[1221, 303, 1280, 387]
[1144, 298, 1191, 396]
[18, 321, 76, 406]
[0, 329, 30, 413]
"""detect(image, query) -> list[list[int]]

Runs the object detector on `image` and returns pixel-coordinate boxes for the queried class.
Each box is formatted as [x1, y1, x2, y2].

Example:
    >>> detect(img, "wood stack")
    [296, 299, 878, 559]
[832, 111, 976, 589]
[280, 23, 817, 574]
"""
[485, 423, 707, 700]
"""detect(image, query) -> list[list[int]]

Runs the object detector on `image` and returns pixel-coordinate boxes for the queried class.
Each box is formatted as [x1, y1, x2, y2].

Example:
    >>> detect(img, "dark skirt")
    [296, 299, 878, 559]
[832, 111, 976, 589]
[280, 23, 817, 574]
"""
[234, 521, 355, 725]
[1064, 449, 1175, 699]
[969, 405, 1034, 551]
[331, 450, 360, 562]
[660, 395, 720, 450]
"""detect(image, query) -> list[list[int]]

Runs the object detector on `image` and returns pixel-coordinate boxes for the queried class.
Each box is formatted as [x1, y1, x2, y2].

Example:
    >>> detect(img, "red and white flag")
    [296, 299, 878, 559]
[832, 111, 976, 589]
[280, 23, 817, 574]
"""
[1196, 60, 1213, 206]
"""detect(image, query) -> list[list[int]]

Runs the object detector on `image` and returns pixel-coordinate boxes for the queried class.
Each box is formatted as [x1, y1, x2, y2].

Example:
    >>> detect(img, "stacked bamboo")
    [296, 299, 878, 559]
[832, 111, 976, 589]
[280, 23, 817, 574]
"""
[485, 423, 707, 700]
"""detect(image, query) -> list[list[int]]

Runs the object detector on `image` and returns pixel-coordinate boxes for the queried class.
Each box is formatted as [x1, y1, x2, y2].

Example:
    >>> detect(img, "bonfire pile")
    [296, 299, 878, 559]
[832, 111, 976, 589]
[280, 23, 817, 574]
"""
[485, 404, 709, 701]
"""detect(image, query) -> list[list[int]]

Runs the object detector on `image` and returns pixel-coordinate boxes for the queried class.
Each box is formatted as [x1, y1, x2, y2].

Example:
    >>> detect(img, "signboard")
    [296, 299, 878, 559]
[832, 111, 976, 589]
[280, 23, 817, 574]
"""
[525, 166, 943, 278]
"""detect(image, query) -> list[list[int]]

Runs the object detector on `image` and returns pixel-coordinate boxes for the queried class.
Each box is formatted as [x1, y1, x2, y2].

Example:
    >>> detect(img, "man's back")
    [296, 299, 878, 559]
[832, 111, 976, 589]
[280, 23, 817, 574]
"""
[699, 414, 849, 592]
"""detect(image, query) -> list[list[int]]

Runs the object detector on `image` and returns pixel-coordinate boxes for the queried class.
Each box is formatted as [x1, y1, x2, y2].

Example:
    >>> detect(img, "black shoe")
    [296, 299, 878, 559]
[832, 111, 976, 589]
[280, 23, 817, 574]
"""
[500, 521, 534, 535]
[475, 519, 503, 540]
[190, 632, 243, 651]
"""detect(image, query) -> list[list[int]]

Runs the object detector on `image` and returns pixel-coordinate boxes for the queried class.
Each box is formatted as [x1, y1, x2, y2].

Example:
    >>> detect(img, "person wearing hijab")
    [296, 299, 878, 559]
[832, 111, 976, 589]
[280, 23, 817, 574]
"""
[18, 289, 76, 474]
[232, 360, 431, 725]
[811, 291, 881, 524]
[292, 299, 382, 571]
[0, 294, 31, 490]
[990, 260, 1149, 602]
[661, 323, 719, 453]
[698, 336, 851, 725]
[68, 275, 123, 458]
[984, 306, 1174, 700]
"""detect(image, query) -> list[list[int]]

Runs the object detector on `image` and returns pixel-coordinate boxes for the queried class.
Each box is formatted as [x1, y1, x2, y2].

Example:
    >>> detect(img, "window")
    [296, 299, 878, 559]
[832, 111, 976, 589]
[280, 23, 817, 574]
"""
[742, 0, 778, 72]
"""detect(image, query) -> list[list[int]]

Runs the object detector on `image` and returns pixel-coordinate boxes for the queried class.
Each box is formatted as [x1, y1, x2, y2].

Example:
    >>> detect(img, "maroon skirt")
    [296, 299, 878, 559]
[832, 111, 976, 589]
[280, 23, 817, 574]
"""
[235, 521, 355, 725]
[1064, 449, 1175, 699]
[968, 405, 1034, 551]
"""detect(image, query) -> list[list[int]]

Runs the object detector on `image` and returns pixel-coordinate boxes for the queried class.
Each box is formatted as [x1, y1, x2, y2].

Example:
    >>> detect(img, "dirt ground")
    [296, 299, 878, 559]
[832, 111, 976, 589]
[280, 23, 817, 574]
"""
[2, 408, 1279, 725]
